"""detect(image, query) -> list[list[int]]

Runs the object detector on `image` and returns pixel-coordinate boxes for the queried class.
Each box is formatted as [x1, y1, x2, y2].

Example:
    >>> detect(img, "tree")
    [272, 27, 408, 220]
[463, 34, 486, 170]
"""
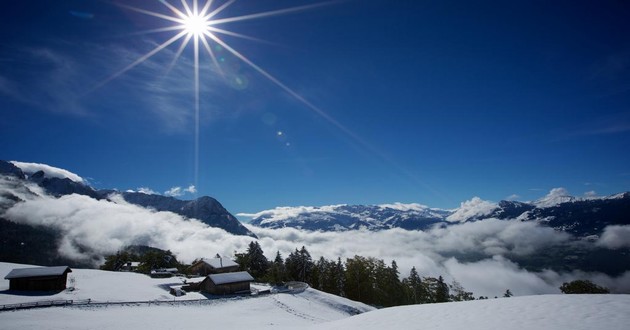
[267, 251, 286, 285]
[435, 276, 450, 303]
[285, 246, 313, 282]
[560, 280, 610, 294]
[246, 241, 268, 280]
[402, 267, 426, 304]
[450, 280, 475, 302]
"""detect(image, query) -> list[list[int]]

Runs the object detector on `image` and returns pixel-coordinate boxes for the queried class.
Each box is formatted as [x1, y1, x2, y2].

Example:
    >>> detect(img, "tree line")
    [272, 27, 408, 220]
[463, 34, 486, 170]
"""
[101, 242, 610, 307]
[234, 241, 476, 307]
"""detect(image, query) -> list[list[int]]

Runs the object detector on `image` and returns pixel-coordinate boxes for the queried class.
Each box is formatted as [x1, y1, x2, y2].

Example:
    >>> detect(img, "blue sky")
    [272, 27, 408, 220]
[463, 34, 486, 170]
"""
[1, 0, 629, 215]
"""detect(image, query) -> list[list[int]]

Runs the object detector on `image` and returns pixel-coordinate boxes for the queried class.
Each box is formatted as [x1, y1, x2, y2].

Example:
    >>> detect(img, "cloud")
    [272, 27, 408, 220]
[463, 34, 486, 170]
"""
[446, 197, 497, 223]
[184, 185, 197, 194]
[10, 161, 85, 183]
[164, 185, 196, 197]
[584, 190, 598, 198]
[2, 182, 253, 265]
[506, 194, 520, 201]
[137, 187, 158, 195]
[597, 225, 630, 249]
[164, 187, 183, 197]
[1, 176, 628, 296]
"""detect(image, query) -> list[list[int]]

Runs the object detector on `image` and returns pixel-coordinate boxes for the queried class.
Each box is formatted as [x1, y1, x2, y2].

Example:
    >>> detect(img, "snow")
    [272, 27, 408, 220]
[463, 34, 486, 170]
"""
[1, 263, 628, 330]
[377, 202, 430, 212]
[200, 257, 239, 269]
[534, 188, 577, 208]
[9, 161, 85, 183]
[446, 197, 498, 223]
[310, 294, 630, 330]
[208, 271, 254, 285]
[4, 266, 71, 279]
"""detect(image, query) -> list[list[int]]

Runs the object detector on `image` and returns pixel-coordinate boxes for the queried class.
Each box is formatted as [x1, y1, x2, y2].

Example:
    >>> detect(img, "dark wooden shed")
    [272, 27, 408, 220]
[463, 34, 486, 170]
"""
[4, 266, 72, 291]
[201, 271, 254, 295]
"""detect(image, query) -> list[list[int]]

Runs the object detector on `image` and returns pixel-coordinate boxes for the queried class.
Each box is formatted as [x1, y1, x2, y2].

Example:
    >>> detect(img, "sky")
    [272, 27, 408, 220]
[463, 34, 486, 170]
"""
[1, 0, 629, 216]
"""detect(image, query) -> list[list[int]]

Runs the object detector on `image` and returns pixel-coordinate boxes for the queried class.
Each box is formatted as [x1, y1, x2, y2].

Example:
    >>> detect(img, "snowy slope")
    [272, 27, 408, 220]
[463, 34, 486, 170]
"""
[1, 261, 627, 330]
[1, 262, 374, 329]
[310, 294, 630, 330]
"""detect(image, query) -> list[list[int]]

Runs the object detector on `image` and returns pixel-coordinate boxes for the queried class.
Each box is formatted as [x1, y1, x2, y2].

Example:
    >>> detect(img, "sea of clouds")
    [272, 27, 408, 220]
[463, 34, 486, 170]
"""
[1, 175, 629, 297]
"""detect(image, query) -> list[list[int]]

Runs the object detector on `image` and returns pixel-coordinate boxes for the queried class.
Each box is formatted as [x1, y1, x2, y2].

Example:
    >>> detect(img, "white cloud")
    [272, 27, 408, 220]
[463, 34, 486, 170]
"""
[534, 188, 575, 208]
[164, 185, 196, 197]
[506, 194, 520, 201]
[584, 190, 598, 198]
[446, 197, 497, 223]
[239, 205, 346, 224]
[597, 225, 630, 249]
[10, 161, 85, 183]
[164, 187, 183, 197]
[137, 187, 158, 195]
[184, 185, 197, 194]
[1, 176, 628, 296]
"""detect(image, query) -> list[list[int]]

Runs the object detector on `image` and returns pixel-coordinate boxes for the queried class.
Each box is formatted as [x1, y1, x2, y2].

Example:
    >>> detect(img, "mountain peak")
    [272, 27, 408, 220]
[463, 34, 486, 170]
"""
[534, 188, 577, 208]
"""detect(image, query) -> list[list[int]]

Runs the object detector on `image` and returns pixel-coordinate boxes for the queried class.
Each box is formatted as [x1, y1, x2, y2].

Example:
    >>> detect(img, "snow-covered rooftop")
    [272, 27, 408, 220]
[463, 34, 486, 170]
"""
[208, 271, 254, 285]
[4, 266, 71, 279]
[202, 257, 238, 269]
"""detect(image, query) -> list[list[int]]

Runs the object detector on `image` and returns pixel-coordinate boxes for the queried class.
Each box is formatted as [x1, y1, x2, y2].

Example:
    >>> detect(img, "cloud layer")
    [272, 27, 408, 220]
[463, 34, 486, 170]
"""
[1, 177, 628, 296]
[10, 161, 85, 183]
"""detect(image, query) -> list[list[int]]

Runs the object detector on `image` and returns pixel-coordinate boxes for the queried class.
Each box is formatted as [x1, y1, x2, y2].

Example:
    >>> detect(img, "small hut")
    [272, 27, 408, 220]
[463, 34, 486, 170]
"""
[4, 266, 72, 291]
[200, 271, 254, 295]
[189, 257, 239, 276]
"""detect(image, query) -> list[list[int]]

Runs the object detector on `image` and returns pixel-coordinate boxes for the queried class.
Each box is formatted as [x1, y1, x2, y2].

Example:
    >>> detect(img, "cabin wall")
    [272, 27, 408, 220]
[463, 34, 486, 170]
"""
[9, 274, 68, 291]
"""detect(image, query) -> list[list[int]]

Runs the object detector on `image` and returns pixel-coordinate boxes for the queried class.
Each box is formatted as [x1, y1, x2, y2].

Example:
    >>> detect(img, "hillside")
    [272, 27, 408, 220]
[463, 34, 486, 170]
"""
[1, 263, 627, 330]
[0, 262, 373, 329]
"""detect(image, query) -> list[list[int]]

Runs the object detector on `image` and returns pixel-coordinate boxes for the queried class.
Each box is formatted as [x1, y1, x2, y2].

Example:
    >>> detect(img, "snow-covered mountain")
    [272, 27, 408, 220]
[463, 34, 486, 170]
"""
[248, 191, 630, 236]
[248, 203, 451, 231]
[0, 160, 255, 237]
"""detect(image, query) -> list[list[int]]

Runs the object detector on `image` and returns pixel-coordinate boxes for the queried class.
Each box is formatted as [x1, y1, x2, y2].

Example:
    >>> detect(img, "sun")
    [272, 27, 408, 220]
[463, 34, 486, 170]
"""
[100, 0, 358, 194]
[183, 13, 209, 36]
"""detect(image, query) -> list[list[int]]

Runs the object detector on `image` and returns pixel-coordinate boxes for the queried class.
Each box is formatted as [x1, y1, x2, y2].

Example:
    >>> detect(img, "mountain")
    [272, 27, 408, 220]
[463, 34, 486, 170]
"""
[249, 192, 630, 237]
[0, 160, 255, 238]
[249, 203, 450, 231]
[118, 192, 255, 237]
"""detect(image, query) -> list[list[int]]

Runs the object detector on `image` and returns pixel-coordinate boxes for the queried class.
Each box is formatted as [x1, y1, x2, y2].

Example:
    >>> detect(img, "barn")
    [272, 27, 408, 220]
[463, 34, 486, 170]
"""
[200, 271, 254, 295]
[189, 257, 240, 276]
[4, 266, 72, 291]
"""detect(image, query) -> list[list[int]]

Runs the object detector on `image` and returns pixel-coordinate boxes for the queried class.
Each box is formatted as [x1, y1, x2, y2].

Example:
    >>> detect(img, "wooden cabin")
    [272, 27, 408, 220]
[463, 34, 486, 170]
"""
[4, 266, 72, 291]
[200, 271, 254, 295]
[189, 257, 239, 276]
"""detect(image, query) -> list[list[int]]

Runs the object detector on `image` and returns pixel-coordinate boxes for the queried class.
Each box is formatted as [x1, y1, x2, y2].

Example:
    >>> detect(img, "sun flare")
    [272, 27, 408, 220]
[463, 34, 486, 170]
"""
[102, 0, 356, 195]
[183, 13, 210, 36]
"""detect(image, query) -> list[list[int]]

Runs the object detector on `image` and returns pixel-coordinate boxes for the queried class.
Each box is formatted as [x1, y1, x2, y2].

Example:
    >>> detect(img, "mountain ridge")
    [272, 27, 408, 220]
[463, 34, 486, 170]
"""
[0, 160, 255, 238]
[248, 191, 630, 236]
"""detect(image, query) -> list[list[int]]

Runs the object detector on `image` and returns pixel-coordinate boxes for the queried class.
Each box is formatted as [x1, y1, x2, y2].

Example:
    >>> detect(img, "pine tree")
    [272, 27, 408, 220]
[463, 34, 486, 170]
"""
[267, 251, 286, 285]
[246, 241, 268, 280]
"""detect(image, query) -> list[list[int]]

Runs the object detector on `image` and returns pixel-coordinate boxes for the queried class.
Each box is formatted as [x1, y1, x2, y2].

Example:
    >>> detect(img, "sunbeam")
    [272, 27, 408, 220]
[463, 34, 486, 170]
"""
[96, 0, 434, 201]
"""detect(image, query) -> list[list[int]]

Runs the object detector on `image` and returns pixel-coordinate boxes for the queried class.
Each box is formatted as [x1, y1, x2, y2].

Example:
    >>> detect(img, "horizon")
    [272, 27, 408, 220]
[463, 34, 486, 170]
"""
[1, 0, 629, 216]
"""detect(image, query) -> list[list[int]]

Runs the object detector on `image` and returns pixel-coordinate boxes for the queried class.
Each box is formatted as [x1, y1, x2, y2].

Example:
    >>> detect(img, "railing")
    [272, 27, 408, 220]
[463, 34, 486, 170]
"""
[0, 299, 91, 311]
[0, 282, 310, 312]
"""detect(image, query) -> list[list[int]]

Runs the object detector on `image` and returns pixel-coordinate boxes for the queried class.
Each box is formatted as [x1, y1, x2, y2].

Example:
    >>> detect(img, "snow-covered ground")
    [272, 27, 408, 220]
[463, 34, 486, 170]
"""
[1, 263, 628, 330]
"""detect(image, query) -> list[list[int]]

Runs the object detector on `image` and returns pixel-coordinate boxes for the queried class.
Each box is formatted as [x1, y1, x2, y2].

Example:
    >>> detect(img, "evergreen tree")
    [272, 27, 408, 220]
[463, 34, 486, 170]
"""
[435, 276, 450, 303]
[246, 241, 268, 280]
[267, 251, 286, 285]
[450, 280, 475, 301]
[559, 280, 610, 294]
